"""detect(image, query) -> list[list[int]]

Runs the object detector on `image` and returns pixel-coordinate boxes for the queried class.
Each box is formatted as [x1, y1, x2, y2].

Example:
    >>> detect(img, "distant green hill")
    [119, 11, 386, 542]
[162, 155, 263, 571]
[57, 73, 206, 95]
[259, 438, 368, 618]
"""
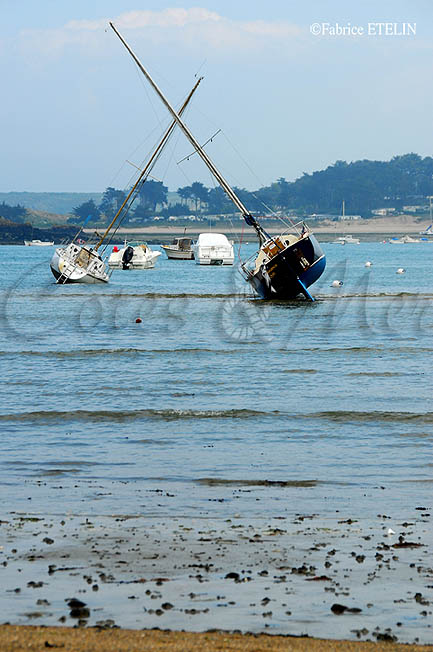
[0, 192, 102, 215]
[0, 217, 78, 245]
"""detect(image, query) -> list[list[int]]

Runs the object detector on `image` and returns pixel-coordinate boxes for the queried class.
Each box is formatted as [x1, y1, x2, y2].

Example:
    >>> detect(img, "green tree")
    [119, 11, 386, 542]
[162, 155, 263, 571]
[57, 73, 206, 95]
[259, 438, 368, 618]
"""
[68, 199, 101, 224]
[0, 202, 27, 224]
[99, 187, 126, 220]
[134, 180, 168, 219]
[207, 187, 232, 213]
[177, 185, 193, 206]
[189, 182, 209, 212]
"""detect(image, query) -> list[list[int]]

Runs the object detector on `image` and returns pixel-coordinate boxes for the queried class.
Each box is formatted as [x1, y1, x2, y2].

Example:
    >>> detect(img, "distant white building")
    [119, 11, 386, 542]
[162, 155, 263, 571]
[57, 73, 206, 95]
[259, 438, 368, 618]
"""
[309, 213, 335, 220]
[402, 205, 429, 213]
[372, 208, 396, 216]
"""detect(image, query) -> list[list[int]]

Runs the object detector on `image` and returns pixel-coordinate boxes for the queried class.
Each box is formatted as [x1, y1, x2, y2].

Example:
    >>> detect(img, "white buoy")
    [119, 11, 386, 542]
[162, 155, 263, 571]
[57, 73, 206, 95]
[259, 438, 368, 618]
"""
[365, 261, 372, 267]
[331, 280, 343, 287]
[387, 528, 395, 536]
[396, 268, 405, 274]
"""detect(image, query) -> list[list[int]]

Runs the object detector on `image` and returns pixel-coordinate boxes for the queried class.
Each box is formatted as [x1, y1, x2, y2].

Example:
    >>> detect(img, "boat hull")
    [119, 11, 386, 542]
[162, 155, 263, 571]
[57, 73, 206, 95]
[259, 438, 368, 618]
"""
[25, 240, 54, 246]
[195, 256, 234, 265]
[244, 234, 326, 300]
[161, 246, 194, 260]
[50, 264, 107, 284]
[331, 237, 360, 245]
[50, 245, 109, 284]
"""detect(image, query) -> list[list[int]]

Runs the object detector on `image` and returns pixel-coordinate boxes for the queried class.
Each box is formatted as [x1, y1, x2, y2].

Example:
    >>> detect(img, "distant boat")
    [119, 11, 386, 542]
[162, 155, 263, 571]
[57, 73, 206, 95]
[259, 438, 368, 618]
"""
[331, 202, 360, 244]
[161, 236, 195, 260]
[419, 224, 433, 236]
[331, 234, 360, 245]
[108, 242, 161, 269]
[192, 233, 234, 265]
[24, 239, 54, 246]
[388, 235, 420, 244]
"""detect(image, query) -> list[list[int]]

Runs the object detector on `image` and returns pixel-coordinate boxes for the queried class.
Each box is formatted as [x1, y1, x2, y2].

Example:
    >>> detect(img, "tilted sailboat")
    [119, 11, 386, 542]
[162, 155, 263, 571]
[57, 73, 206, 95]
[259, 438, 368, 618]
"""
[50, 78, 202, 284]
[110, 23, 326, 300]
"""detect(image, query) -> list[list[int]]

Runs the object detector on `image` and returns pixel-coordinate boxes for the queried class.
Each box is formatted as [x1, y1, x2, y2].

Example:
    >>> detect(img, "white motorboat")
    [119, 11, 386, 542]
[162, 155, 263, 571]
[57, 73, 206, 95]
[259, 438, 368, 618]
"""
[50, 243, 110, 283]
[24, 239, 54, 246]
[161, 236, 195, 260]
[331, 235, 360, 245]
[108, 242, 161, 269]
[192, 233, 234, 265]
[388, 235, 420, 244]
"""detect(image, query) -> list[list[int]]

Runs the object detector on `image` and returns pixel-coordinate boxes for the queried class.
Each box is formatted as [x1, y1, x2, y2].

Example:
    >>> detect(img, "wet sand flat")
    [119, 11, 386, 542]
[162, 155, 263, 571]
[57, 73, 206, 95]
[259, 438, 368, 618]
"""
[0, 624, 432, 652]
[1, 511, 432, 646]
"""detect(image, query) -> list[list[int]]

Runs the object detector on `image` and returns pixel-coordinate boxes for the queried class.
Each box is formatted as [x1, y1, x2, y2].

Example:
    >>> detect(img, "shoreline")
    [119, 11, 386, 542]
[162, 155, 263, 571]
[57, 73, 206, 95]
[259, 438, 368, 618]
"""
[0, 625, 431, 651]
[83, 216, 431, 237]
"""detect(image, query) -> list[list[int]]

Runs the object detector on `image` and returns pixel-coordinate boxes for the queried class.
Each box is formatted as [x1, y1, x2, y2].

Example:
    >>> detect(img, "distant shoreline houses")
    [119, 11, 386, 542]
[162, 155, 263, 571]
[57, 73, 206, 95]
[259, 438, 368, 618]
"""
[151, 205, 432, 223]
[309, 213, 361, 221]
[372, 204, 430, 217]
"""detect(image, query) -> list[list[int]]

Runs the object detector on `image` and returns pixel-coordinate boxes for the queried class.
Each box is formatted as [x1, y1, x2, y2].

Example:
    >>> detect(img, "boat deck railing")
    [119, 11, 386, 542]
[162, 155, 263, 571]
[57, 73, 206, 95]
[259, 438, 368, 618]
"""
[240, 221, 310, 278]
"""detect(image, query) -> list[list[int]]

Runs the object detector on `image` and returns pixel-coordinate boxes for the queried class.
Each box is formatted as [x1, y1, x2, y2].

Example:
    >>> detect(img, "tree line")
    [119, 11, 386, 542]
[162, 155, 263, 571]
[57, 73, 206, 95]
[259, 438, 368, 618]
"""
[0, 202, 27, 223]
[70, 153, 429, 224]
[1, 153, 432, 227]
[68, 180, 238, 225]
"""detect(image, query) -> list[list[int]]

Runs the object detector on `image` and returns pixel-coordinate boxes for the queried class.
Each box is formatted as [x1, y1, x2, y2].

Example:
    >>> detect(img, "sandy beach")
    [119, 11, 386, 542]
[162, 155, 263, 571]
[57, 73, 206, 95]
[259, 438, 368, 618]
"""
[84, 215, 432, 239]
[0, 624, 432, 651]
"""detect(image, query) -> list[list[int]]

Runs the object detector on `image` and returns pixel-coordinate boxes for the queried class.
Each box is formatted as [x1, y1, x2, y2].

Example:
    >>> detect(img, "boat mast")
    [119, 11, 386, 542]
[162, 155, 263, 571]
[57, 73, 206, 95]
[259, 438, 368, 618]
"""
[94, 76, 202, 252]
[109, 22, 269, 246]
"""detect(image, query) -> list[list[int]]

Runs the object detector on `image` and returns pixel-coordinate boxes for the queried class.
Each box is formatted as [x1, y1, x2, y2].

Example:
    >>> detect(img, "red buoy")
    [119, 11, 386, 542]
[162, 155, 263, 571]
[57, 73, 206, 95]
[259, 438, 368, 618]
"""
[135, 318, 142, 323]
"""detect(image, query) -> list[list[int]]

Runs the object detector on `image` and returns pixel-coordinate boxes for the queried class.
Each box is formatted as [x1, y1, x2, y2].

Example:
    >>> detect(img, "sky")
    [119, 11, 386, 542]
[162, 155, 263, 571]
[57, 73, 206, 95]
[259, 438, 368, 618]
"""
[1, 0, 433, 193]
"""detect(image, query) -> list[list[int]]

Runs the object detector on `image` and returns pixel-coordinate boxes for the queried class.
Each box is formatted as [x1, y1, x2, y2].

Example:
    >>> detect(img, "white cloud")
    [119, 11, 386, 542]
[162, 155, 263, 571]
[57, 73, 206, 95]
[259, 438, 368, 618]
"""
[19, 7, 304, 59]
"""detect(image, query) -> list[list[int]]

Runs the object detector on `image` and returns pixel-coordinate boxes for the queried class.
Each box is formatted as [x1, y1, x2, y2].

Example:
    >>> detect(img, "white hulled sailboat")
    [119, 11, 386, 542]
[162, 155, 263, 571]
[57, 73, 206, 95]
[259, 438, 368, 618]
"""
[50, 78, 202, 284]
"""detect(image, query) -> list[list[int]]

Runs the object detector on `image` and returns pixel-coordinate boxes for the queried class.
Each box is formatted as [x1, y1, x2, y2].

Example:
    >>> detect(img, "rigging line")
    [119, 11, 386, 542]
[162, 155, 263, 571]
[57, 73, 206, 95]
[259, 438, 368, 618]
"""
[105, 62, 174, 190]
[162, 125, 184, 184]
[242, 191, 295, 228]
[122, 105, 186, 198]
[216, 130, 296, 229]
[219, 129, 267, 192]
[104, 114, 173, 194]
[194, 58, 207, 78]
[177, 130, 221, 165]
[131, 57, 205, 164]
[102, 96, 202, 251]
[97, 77, 203, 253]
[237, 221, 246, 262]
[175, 153, 196, 188]
[160, 99, 195, 188]
[251, 197, 297, 230]
[124, 118, 170, 170]
[227, 215, 242, 247]
[132, 58, 166, 138]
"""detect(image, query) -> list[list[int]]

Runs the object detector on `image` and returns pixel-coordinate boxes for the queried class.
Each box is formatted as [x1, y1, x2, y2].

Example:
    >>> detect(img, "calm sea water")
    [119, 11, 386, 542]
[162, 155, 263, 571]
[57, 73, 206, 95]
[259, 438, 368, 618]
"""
[0, 239, 432, 518]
